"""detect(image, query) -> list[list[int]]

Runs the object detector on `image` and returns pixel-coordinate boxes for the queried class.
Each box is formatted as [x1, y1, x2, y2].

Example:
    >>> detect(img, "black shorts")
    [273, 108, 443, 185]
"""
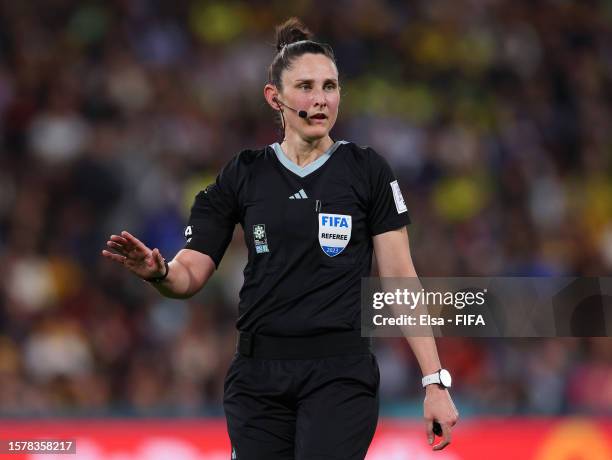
[223, 352, 380, 460]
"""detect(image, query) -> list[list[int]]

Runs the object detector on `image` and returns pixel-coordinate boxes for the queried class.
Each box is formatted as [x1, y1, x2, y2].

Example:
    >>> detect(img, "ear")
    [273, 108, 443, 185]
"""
[264, 84, 282, 111]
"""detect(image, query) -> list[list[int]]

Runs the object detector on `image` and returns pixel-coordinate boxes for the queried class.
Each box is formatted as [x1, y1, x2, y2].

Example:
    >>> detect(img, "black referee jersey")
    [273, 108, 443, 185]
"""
[184, 140, 411, 336]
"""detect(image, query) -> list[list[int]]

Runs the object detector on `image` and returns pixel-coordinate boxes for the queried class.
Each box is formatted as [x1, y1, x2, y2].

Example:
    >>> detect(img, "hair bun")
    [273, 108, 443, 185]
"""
[275, 17, 313, 52]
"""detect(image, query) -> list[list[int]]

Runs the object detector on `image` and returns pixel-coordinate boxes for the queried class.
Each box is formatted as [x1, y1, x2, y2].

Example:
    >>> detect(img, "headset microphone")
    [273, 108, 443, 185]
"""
[274, 98, 308, 119]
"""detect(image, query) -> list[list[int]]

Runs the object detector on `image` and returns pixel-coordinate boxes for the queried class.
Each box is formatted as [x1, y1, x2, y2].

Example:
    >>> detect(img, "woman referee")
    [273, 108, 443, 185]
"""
[102, 18, 458, 459]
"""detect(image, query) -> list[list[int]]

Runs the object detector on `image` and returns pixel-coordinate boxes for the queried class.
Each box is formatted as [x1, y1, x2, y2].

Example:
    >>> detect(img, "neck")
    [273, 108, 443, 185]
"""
[281, 133, 334, 167]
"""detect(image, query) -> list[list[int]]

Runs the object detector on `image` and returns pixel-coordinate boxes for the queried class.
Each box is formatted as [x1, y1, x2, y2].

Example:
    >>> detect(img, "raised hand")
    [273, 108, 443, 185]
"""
[101, 231, 167, 280]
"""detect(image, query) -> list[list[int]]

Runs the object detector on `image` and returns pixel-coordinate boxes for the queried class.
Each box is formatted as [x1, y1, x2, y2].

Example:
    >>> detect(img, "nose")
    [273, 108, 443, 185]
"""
[311, 88, 327, 109]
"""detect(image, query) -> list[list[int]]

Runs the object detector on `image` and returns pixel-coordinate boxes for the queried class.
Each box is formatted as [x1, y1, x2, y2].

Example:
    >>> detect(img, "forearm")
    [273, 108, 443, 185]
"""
[406, 336, 442, 376]
[147, 258, 210, 299]
[385, 276, 443, 375]
[374, 228, 445, 377]
[388, 285, 443, 375]
[401, 269, 441, 375]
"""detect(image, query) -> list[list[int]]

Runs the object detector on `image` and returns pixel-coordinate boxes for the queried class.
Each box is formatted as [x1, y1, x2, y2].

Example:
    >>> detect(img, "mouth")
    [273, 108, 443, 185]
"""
[309, 113, 327, 120]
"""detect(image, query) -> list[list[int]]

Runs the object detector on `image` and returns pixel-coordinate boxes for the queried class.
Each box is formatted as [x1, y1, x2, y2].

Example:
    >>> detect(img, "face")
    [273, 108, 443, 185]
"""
[267, 53, 340, 142]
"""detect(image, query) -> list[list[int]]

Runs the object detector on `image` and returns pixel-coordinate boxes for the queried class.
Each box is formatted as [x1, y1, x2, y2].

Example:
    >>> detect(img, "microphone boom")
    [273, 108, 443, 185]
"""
[275, 98, 308, 119]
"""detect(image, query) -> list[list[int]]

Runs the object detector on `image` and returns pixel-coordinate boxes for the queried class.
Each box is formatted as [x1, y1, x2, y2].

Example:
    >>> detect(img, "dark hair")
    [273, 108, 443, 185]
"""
[268, 17, 337, 89]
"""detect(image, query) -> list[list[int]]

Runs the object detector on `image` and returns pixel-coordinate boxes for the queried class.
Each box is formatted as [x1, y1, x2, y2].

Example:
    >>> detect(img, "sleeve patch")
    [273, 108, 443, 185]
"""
[390, 180, 407, 214]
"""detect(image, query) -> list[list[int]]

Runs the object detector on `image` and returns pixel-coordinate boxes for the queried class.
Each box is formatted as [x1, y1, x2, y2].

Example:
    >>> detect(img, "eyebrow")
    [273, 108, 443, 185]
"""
[294, 78, 338, 84]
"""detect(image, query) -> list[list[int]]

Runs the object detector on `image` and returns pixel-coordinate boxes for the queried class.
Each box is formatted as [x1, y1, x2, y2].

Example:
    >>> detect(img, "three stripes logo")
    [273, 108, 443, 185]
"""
[289, 189, 308, 199]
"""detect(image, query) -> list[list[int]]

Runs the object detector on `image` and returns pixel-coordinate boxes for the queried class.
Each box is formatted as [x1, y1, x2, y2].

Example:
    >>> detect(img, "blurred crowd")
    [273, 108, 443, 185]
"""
[0, 0, 611, 416]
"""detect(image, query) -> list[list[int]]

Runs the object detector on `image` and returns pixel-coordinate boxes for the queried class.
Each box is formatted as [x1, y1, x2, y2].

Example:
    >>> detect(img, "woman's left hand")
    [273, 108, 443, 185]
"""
[423, 385, 459, 450]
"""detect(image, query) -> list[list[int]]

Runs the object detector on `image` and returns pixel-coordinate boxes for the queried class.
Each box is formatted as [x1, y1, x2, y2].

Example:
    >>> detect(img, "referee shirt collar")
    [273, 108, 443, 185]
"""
[271, 140, 347, 178]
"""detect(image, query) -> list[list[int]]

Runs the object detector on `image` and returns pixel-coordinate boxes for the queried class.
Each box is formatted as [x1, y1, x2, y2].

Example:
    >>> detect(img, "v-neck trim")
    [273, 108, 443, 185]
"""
[271, 140, 348, 178]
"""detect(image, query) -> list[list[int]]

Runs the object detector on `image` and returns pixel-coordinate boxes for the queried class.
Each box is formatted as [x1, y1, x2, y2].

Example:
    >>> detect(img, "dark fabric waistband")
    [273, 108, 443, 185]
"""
[237, 330, 371, 359]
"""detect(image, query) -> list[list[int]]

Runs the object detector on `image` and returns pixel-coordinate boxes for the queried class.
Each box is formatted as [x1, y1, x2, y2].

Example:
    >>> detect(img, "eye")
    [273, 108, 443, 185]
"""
[299, 83, 311, 90]
[324, 83, 337, 90]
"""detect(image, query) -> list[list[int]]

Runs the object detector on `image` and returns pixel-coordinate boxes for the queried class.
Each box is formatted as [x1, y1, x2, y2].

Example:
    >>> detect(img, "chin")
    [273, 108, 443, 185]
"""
[303, 127, 331, 141]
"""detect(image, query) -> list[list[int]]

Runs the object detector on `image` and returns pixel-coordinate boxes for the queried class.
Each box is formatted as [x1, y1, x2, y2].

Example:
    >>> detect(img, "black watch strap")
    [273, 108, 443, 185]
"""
[145, 260, 169, 283]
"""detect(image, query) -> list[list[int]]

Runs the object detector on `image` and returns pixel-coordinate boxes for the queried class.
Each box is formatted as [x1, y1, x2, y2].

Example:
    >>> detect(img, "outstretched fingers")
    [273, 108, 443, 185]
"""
[121, 231, 149, 254]
[101, 249, 127, 264]
[106, 240, 125, 253]
[104, 231, 150, 262]
[102, 232, 163, 280]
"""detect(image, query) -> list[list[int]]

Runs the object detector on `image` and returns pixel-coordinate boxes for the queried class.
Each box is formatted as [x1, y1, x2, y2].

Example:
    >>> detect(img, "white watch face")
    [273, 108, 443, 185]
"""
[439, 369, 452, 387]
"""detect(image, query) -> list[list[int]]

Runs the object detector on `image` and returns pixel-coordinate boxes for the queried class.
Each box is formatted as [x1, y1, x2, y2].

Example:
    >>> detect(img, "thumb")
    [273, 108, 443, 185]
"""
[149, 248, 157, 268]
[150, 248, 161, 269]
[154, 248, 166, 272]
[426, 419, 434, 445]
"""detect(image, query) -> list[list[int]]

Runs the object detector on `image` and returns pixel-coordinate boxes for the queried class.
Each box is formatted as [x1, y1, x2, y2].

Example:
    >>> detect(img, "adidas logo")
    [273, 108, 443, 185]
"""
[289, 189, 308, 199]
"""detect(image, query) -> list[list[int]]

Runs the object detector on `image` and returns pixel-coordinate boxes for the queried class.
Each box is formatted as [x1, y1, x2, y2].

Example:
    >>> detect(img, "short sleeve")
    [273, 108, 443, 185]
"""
[184, 157, 240, 268]
[367, 148, 411, 236]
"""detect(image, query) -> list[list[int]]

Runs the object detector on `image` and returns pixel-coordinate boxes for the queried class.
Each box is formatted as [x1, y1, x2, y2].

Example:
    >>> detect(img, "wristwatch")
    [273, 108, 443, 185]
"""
[145, 260, 170, 283]
[422, 369, 452, 389]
